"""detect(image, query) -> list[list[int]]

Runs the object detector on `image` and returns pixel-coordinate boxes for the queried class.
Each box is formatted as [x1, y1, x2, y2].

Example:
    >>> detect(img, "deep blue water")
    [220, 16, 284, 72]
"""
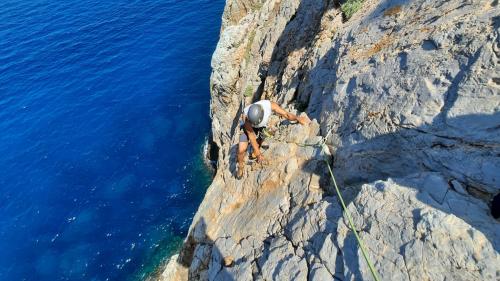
[0, 0, 224, 280]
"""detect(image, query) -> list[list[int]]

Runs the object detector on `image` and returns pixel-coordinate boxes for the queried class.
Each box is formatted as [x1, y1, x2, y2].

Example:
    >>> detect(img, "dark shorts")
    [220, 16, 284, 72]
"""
[239, 126, 265, 143]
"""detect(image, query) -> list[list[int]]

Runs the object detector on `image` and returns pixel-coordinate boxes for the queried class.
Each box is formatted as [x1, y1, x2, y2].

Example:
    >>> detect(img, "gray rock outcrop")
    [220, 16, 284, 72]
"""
[156, 0, 500, 280]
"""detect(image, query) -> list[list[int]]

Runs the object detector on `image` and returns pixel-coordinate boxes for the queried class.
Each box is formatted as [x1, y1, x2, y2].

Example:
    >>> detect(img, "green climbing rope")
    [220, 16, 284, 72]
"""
[257, 120, 381, 280]
[297, 134, 381, 281]
[320, 143, 381, 281]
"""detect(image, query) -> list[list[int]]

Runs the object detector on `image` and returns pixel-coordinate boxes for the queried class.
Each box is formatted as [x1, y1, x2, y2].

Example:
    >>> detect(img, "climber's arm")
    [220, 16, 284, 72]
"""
[243, 120, 263, 161]
[271, 101, 309, 125]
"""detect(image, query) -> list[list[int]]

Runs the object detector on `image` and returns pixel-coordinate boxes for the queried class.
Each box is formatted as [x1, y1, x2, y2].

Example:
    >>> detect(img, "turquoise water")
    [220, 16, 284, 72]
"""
[0, 0, 224, 280]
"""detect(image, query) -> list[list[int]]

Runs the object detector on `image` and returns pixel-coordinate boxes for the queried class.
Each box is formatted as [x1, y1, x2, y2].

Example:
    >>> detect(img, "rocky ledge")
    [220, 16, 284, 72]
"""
[156, 0, 500, 280]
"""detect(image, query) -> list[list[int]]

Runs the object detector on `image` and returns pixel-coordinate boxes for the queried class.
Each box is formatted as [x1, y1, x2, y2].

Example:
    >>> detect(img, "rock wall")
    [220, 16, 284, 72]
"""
[157, 0, 500, 280]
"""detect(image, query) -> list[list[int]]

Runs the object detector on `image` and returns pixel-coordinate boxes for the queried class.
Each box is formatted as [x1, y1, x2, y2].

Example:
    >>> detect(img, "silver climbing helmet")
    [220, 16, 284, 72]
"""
[247, 104, 264, 126]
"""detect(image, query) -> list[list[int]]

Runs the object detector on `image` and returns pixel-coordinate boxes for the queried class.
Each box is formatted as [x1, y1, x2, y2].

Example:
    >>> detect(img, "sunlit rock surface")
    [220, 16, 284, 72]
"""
[156, 0, 500, 280]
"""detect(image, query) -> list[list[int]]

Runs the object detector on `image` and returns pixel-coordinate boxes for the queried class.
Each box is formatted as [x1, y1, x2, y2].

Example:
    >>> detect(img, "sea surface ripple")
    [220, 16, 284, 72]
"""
[0, 0, 224, 280]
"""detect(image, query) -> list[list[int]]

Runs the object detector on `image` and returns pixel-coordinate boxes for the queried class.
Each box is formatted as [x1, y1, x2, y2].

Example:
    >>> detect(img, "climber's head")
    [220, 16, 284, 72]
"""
[247, 104, 264, 126]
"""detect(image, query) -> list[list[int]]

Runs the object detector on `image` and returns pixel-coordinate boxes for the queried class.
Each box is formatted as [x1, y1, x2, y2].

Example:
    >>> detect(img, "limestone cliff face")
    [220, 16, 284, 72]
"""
[158, 0, 500, 280]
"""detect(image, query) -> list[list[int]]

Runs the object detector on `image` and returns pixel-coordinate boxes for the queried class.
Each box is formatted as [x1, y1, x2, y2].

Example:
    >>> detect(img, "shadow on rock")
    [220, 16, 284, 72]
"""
[161, 218, 236, 281]
[302, 112, 500, 254]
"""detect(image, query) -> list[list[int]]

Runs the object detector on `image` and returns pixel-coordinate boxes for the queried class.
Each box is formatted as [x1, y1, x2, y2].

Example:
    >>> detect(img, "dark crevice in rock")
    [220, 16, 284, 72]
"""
[466, 184, 493, 202]
[490, 193, 500, 219]
[254, 62, 269, 102]
[430, 142, 454, 149]
[304, 258, 311, 280]
[282, 231, 299, 253]
[251, 249, 263, 280]
[400, 244, 413, 281]
[205, 130, 220, 174]
[266, 0, 336, 100]
[399, 124, 499, 148]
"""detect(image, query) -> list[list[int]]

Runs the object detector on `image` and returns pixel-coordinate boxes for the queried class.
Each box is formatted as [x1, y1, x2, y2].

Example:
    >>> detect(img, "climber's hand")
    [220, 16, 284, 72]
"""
[256, 154, 265, 163]
[297, 115, 310, 126]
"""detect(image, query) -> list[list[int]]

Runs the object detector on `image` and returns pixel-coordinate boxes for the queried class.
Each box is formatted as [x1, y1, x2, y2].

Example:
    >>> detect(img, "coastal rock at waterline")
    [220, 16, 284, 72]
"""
[156, 0, 500, 279]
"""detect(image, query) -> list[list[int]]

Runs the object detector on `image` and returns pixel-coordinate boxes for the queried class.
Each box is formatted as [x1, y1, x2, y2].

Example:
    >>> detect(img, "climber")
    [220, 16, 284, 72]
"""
[237, 99, 309, 179]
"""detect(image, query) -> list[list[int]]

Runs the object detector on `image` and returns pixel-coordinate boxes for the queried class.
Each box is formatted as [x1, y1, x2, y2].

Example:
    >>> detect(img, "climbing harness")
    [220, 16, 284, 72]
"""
[299, 132, 382, 281]
[261, 127, 273, 138]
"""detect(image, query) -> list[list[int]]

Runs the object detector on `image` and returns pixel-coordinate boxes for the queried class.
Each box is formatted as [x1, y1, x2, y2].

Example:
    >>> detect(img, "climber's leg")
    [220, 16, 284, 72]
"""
[237, 141, 248, 167]
[237, 132, 249, 179]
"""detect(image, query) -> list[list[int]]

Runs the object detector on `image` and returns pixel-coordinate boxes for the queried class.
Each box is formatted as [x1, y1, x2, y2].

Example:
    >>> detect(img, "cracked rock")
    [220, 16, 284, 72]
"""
[154, 0, 500, 280]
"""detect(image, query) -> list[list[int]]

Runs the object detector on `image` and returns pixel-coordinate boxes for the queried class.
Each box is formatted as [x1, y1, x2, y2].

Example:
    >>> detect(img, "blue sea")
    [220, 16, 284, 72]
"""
[0, 0, 224, 280]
